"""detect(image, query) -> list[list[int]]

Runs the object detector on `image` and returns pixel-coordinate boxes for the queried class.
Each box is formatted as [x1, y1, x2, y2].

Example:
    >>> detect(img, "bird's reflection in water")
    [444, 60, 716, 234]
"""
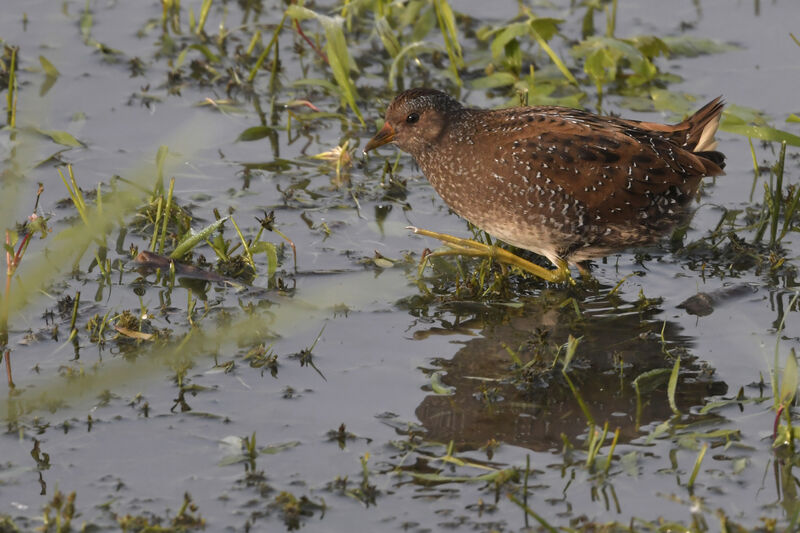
[411, 286, 727, 452]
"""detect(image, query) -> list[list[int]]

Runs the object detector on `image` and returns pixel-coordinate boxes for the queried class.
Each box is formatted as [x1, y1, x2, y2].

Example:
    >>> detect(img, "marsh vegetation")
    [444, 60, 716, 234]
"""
[1, 0, 799, 531]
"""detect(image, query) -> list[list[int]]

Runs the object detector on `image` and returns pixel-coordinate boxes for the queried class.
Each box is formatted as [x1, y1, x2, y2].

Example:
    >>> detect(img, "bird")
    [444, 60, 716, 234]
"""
[364, 88, 725, 282]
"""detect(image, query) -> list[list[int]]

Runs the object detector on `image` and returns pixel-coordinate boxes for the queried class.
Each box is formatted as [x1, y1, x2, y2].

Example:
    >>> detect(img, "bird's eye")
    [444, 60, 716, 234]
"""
[406, 112, 420, 124]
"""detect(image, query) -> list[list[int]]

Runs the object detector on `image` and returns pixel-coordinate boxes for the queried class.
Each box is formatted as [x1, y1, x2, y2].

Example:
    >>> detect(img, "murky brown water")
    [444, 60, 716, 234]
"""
[1, 0, 799, 530]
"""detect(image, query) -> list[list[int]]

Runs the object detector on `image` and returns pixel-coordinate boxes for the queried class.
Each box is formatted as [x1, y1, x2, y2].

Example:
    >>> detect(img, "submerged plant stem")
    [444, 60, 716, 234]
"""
[6, 46, 17, 128]
[4, 349, 12, 389]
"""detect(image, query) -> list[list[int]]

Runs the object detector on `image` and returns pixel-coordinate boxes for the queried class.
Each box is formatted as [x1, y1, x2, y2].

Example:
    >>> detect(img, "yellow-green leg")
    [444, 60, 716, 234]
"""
[408, 226, 574, 284]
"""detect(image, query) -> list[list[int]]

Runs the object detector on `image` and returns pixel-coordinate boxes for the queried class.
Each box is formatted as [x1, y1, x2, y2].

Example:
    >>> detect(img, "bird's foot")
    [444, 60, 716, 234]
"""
[407, 226, 574, 284]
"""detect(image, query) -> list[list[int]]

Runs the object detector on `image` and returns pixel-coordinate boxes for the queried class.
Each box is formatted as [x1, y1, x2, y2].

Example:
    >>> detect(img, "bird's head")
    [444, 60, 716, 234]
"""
[364, 88, 462, 156]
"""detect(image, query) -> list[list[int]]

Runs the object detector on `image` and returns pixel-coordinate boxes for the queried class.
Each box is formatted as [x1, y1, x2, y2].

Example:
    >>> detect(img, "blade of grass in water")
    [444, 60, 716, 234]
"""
[250, 241, 278, 278]
[286, 5, 364, 124]
[32, 127, 85, 148]
[6, 46, 18, 128]
[155, 145, 168, 194]
[375, 17, 401, 58]
[779, 348, 798, 409]
[433, 0, 463, 85]
[196, 0, 212, 35]
[248, 12, 287, 83]
[532, 30, 578, 87]
[170, 216, 229, 260]
[389, 42, 438, 90]
[80, 0, 93, 44]
[769, 142, 786, 247]
[507, 495, 559, 533]
[687, 443, 708, 490]
[605, 0, 618, 38]
[230, 217, 255, 269]
[158, 178, 176, 255]
[668, 356, 680, 415]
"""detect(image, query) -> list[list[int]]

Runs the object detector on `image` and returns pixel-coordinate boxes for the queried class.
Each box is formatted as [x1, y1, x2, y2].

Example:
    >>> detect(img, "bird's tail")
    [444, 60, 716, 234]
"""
[684, 96, 725, 153]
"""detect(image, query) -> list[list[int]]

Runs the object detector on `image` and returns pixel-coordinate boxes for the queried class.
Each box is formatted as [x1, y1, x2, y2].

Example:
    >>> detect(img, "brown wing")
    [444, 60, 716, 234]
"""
[621, 97, 725, 152]
[480, 106, 722, 220]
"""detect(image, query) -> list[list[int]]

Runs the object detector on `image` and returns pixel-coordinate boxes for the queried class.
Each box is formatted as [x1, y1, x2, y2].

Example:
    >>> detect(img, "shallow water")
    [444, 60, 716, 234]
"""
[1, 0, 799, 531]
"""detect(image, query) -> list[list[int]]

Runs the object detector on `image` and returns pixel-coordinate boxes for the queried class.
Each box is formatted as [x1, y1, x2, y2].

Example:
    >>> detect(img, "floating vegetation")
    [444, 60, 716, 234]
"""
[0, 0, 799, 531]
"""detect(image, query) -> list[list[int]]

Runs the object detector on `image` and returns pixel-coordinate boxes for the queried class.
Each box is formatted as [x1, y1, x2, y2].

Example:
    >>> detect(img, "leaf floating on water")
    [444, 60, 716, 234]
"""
[260, 441, 301, 455]
[195, 98, 245, 114]
[722, 107, 800, 146]
[409, 471, 500, 484]
[39, 55, 60, 77]
[722, 119, 800, 147]
[374, 257, 394, 269]
[33, 128, 85, 148]
[114, 325, 154, 341]
[236, 126, 276, 142]
[660, 35, 739, 58]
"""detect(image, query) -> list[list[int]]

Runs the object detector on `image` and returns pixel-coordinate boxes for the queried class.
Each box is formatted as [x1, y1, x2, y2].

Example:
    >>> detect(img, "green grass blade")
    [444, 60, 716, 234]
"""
[376, 16, 401, 58]
[250, 241, 278, 278]
[230, 217, 255, 269]
[5, 46, 17, 128]
[507, 494, 559, 533]
[561, 335, 580, 372]
[433, 0, 463, 85]
[286, 5, 363, 125]
[532, 30, 578, 86]
[236, 126, 275, 142]
[248, 12, 287, 83]
[668, 356, 680, 415]
[687, 442, 708, 490]
[158, 178, 176, 255]
[389, 41, 438, 89]
[155, 145, 168, 194]
[321, 15, 364, 125]
[196, 0, 212, 35]
[170, 216, 229, 260]
[780, 349, 798, 408]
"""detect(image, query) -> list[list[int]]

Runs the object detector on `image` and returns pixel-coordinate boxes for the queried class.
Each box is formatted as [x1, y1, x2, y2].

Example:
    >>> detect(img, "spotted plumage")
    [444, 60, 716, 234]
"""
[364, 88, 725, 268]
